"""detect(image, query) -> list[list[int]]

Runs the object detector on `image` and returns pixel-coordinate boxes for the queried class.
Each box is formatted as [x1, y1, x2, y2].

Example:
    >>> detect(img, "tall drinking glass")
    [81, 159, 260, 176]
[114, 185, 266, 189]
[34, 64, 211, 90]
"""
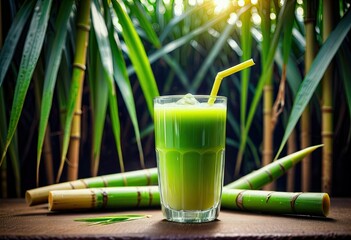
[154, 94, 227, 223]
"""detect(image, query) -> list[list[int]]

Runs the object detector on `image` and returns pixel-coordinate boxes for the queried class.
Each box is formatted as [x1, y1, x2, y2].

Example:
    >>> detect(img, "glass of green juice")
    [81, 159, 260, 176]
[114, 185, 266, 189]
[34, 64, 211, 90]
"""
[154, 94, 227, 223]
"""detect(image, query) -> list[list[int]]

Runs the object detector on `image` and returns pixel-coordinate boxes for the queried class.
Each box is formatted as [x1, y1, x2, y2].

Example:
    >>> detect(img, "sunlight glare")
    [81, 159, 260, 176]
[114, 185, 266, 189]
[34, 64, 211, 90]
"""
[174, 0, 184, 16]
[251, 12, 261, 25]
[213, 0, 230, 14]
[238, 0, 245, 7]
[296, 6, 304, 21]
[189, 0, 197, 6]
[251, 0, 258, 5]
[270, 12, 276, 20]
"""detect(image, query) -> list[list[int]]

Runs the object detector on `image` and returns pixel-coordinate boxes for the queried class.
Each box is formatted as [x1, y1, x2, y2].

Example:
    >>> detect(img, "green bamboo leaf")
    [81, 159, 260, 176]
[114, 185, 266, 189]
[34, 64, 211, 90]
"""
[0, 0, 35, 86]
[112, 0, 159, 117]
[36, 0, 74, 186]
[74, 214, 151, 225]
[125, 0, 161, 48]
[1, 0, 52, 166]
[91, 0, 124, 172]
[275, 9, 351, 160]
[107, 15, 145, 168]
[90, 47, 108, 176]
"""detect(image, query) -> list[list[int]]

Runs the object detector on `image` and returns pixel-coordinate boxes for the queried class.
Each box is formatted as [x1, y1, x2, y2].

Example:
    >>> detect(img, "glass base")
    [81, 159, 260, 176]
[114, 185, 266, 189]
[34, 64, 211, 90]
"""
[161, 204, 220, 223]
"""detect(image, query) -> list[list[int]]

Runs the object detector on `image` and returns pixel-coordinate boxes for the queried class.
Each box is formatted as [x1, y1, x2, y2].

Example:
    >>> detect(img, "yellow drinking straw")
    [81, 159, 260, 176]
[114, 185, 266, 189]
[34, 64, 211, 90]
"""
[209, 59, 255, 104]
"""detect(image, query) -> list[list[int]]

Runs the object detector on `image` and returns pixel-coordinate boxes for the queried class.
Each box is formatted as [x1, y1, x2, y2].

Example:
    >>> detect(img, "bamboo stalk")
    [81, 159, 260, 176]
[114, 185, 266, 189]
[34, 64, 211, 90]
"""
[301, 0, 315, 192]
[263, 83, 274, 191]
[260, 0, 274, 191]
[43, 126, 54, 185]
[221, 189, 330, 217]
[225, 145, 322, 190]
[321, 0, 336, 194]
[49, 186, 160, 211]
[49, 186, 330, 217]
[67, 0, 91, 181]
[26, 168, 158, 206]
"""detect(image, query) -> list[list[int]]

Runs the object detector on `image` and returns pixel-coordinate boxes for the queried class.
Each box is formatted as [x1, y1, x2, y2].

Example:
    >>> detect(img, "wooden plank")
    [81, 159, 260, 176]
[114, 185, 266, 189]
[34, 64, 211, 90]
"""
[0, 198, 351, 239]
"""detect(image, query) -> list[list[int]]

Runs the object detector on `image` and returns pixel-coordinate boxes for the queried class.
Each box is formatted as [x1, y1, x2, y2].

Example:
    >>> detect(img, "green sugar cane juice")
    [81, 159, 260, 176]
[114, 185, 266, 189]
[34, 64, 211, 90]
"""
[154, 94, 226, 223]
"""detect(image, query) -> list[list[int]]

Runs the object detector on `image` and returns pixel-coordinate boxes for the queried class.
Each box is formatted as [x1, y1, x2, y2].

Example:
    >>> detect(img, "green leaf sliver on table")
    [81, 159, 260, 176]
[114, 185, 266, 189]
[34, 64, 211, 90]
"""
[74, 214, 152, 225]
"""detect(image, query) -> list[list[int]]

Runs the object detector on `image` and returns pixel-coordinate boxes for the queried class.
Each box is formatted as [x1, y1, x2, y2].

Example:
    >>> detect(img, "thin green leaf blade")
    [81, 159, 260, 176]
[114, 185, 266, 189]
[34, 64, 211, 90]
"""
[108, 17, 145, 168]
[112, 0, 159, 117]
[275, 9, 351, 159]
[91, 55, 108, 176]
[74, 214, 151, 225]
[1, 0, 52, 166]
[0, 0, 35, 86]
[91, 0, 124, 171]
[36, 0, 74, 186]
[126, 0, 161, 48]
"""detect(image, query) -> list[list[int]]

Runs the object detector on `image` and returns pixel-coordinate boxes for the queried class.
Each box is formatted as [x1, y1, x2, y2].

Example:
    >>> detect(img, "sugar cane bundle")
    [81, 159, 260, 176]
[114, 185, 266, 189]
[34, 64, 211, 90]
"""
[26, 168, 158, 206]
[49, 186, 160, 211]
[48, 186, 330, 217]
[221, 189, 330, 217]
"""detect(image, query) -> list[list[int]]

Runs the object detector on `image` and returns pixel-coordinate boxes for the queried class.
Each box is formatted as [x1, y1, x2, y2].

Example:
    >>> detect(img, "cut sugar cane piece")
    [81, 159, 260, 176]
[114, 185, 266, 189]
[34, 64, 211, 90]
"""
[49, 186, 160, 211]
[225, 145, 323, 190]
[49, 186, 330, 217]
[221, 189, 330, 217]
[26, 168, 158, 206]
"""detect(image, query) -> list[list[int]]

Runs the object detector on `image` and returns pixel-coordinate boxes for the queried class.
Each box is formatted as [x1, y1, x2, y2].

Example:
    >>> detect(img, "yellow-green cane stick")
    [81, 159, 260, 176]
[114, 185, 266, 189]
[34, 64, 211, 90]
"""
[221, 189, 330, 217]
[26, 168, 158, 206]
[49, 186, 160, 211]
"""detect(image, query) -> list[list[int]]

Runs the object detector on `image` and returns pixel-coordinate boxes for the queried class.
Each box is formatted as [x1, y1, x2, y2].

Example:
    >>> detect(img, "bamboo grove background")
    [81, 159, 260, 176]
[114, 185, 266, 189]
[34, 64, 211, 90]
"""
[0, 0, 350, 198]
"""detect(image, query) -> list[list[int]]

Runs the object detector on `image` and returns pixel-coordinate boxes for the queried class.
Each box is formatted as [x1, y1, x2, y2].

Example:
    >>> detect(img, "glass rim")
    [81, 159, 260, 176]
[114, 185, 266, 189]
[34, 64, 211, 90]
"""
[154, 95, 227, 100]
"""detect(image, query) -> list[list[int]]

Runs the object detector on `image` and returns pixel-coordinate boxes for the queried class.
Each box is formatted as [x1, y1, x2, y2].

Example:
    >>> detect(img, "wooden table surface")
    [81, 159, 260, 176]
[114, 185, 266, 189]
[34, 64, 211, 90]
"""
[1, 198, 350, 239]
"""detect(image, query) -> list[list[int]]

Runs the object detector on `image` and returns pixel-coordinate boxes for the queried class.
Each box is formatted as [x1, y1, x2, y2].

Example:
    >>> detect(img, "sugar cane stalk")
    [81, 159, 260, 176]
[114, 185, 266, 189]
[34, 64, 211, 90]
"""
[225, 145, 322, 190]
[321, 0, 336, 194]
[221, 189, 330, 217]
[49, 186, 160, 211]
[48, 186, 330, 217]
[26, 168, 158, 206]
[66, 0, 90, 181]
[301, 0, 316, 192]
